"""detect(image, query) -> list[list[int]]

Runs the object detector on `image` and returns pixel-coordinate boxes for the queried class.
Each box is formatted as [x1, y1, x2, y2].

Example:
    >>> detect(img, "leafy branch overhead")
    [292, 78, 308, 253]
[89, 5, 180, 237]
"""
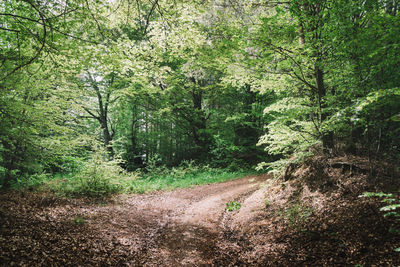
[0, 0, 399, 186]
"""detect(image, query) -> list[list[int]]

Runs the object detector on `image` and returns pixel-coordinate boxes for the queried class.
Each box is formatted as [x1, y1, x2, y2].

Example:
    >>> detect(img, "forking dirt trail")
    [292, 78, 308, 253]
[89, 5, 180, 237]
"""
[112, 174, 269, 266]
[2, 157, 400, 266]
[0, 174, 270, 266]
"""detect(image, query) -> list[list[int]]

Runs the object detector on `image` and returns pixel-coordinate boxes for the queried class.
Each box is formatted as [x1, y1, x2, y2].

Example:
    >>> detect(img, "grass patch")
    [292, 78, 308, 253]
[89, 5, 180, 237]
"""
[132, 168, 251, 194]
[11, 162, 255, 198]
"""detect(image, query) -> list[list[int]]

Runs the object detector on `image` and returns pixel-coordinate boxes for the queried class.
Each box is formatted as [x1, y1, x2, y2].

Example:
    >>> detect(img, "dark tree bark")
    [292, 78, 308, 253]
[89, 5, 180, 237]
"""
[84, 72, 115, 157]
[315, 64, 334, 153]
[190, 86, 212, 161]
[294, 0, 334, 154]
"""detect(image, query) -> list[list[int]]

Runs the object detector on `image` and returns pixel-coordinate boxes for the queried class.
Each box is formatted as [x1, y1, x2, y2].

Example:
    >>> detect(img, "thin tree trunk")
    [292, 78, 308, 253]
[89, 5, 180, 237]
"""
[315, 63, 333, 153]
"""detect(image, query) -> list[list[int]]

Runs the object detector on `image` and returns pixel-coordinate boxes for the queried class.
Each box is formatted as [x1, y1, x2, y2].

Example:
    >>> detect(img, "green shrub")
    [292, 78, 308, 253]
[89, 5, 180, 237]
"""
[10, 173, 52, 190]
[145, 154, 167, 175]
[75, 155, 121, 196]
[210, 135, 241, 167]
[48, 146, 138, 198]
[7, 148, 254, 197]
[131, 163, 251, 194]
[60, 155, 84, 173]
[0, 166, 5, 188]
[226, 201, 241, 212]
[360, 192, 400, 221]
[360, 191, 400, 251]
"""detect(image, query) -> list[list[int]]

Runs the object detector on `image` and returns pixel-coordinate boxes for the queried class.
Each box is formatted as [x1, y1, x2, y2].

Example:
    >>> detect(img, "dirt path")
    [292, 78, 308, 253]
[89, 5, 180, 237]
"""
[3, 166, 400, 266]
[110, 174, 268, 266]
[0, 174, 270, 266]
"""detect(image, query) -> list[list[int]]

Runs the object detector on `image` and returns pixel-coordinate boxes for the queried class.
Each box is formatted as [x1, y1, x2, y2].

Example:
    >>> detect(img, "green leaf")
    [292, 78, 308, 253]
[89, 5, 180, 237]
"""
[380, 204, 400, 212]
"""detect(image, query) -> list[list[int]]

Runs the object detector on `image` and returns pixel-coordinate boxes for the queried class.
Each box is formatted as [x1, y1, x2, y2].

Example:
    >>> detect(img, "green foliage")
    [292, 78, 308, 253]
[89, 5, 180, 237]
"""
[253, 0, 400, 173]
[226, 201, 241, 212]
[145, 155, 167, 175]
[210, 135, 241, 168]
[360, 192, 400, 220]
[360, 191, 400, 251]
[256, 151, 313, 177]
[258, 97, 319, 157]
[0, 0, 106, 186]
[12, 157, 251, 197]
[10, 173, 53, 190]
[1, 0, 399, 193]
[58, 149, 126, 197]
[35, 146, 137, 198]
[131, 163, 251, 194]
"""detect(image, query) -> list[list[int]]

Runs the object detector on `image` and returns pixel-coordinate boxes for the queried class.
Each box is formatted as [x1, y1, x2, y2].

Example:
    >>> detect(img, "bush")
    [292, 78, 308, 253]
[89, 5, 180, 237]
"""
[75, 154, 121, 196]
[130, 161, 251, 194]
[47, 146, 138, 198]
[0, 166, 6, 189]
[7, 149, 253, 197]
[145, 154, 166, 175]
[210, 135, 241, 167]
[10, 173, 51, 190]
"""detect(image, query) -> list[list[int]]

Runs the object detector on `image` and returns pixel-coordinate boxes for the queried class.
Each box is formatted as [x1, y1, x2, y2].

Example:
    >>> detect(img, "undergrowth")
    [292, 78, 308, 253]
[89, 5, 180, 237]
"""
[132, 167, 250, 194]
[11, 153, 254, 197]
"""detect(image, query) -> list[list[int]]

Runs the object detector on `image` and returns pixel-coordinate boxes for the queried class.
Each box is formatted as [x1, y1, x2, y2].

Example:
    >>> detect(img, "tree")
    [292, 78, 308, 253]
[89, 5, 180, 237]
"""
[252, 0, 400, 168]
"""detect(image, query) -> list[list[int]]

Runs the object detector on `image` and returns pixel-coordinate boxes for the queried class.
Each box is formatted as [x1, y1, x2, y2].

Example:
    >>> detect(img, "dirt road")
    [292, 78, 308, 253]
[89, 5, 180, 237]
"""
[3, 167, 400, 266]
[0, 175, 270, 266]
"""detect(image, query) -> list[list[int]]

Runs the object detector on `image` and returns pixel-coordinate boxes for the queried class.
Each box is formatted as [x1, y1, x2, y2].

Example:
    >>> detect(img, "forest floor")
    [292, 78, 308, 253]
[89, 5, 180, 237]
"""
[1, 156, 400, 266]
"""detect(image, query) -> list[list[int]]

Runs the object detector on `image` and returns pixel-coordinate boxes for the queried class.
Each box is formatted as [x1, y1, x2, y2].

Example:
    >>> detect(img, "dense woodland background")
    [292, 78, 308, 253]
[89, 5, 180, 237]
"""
[0, 0, 399, 188]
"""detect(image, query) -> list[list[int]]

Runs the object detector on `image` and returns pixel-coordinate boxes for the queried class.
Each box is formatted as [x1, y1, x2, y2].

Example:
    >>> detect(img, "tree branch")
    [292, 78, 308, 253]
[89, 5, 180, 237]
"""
[0, 26, 20, 33]
[1, 0, 47, 80]
[81, 105, 100, 120]
[143, 0, 158, 35]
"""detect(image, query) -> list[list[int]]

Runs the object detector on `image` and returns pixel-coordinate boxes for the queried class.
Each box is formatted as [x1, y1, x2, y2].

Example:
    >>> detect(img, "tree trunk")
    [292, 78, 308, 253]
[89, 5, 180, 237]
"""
[191, 87, 210, 159]
[99, 118, 114, 157]
[85, 72, 115, 157]
[315, 64, 334, 153]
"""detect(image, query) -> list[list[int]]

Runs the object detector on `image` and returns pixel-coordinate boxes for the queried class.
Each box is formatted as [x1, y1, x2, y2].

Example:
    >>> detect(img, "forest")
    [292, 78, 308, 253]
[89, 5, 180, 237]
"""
[1, 0, 400, 265]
